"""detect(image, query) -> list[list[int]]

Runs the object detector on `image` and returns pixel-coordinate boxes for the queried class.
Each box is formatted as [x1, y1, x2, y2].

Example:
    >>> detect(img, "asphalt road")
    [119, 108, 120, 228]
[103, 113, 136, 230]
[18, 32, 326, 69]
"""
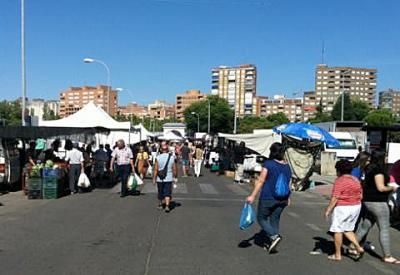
[1, 170, 400, 275]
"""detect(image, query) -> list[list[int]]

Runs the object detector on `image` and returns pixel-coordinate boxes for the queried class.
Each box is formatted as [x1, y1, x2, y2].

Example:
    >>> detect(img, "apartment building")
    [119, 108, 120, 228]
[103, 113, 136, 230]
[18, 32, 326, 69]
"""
[256, 95, 303, 122]
[379, 89, 400, 117]
[211, 64, 257, 117]
[303, 91, 318, 121]
[118, 103, 148, 118]
[27, 99, 60, 121]
[315, 64, 377, 112]
[148, 100, 175, 120]
[176, 90, 206, 121]
[59, 85, 118, 117]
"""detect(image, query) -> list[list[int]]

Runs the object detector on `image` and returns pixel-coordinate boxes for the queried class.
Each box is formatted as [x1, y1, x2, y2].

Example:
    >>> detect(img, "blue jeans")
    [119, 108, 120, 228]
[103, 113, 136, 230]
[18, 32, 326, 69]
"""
[257, 199, 288, 240]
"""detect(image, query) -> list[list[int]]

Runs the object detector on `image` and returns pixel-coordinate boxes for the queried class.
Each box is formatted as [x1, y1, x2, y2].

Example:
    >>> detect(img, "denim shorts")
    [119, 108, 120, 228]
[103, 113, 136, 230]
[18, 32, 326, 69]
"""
[157, 181, 172, 200]
[182, 159, 190, 166]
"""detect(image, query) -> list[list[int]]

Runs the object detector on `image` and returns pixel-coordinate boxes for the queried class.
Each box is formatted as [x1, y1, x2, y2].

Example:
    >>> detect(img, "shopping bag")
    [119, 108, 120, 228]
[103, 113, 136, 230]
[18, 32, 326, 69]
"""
[128, 174, 137, 190]
[78, 173, 91, 188]
[239, 203, 255, 230]
[146, 165, 153, 177]
[134, 172, 144, 186]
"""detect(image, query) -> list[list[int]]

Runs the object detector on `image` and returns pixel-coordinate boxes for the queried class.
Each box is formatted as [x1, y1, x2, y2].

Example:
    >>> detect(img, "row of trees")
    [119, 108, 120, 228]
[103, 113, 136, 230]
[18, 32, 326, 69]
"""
[113, 113, 175, 132]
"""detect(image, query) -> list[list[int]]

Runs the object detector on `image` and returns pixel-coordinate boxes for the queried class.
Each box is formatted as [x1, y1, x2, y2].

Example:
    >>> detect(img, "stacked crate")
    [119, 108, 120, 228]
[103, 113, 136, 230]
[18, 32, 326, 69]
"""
[42, 168, 60, 199]
[27, 178, 42, 199]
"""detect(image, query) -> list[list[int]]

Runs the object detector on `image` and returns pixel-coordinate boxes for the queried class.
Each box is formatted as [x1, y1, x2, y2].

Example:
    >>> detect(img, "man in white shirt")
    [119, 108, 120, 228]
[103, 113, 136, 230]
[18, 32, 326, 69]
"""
[65, 142, 84, 194]
[110, 139, 134, 198]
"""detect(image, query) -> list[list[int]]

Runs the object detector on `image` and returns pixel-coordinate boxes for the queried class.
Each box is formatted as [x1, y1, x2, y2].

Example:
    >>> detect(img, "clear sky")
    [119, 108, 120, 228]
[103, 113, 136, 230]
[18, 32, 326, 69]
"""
[0, 0, 399, 105]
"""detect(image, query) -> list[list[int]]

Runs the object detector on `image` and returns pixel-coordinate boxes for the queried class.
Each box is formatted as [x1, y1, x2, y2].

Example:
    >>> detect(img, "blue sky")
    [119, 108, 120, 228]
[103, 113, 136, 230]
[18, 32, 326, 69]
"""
[0, 0, 399, 105]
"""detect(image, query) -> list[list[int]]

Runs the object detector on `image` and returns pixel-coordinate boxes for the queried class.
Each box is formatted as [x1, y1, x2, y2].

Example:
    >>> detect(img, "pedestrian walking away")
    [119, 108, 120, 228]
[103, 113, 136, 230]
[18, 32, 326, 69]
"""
[246, 142, 291, 253]
[153, 141, 177, 213]
[65, 142, 84, 194]
[110, 139, 135, 198]
[325, 160, 364, 261]
[234, 142, 246, 183]
[351, 149, 400, 264]
[193, 145, 204, 177]
[181, 142, 190, 177]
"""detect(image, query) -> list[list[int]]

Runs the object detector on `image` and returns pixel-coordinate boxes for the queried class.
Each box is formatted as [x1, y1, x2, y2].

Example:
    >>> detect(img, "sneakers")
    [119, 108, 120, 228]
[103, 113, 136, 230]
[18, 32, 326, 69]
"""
[165, 206, 171, 213]
[268, 235, 282, 253]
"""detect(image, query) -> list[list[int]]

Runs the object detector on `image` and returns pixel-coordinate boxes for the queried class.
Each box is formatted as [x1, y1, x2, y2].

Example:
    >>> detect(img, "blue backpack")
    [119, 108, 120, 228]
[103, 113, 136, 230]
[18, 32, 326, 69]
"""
[274, 172, 290, 199]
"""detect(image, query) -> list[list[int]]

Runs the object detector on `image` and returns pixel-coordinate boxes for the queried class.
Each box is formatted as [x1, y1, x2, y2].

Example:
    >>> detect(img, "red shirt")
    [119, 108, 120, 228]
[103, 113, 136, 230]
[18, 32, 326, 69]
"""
[332, 175, 362, 206]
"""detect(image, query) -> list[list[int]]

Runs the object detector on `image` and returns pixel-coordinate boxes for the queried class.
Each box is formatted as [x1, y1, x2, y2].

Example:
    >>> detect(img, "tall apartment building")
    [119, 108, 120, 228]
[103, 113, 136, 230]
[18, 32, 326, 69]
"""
[379, 89, 400, 117]
[256, 95, 303, 122]
[148, 100, 175, 120]
[59, 85, 118, 117]
[27, 99, 60, 121]
[315, 64, 377, 112]
[211, 64, 257, 117]
[303, 91, 318, 121]
[176, 90, 206, 121]
[118, 103, 148, 118]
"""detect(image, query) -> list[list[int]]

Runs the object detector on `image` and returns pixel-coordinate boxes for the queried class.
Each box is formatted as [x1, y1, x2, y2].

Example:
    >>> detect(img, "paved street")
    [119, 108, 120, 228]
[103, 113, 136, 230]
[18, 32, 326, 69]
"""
[1, 171, 400, 275]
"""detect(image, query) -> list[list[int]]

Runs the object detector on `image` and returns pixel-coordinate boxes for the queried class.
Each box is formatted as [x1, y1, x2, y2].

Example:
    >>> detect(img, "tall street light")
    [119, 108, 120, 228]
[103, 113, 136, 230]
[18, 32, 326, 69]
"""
[341, 70, 351, 122]
[21, 0, 26, 126]
[83, 58, 111, 113]
[191, 112, 200, 133]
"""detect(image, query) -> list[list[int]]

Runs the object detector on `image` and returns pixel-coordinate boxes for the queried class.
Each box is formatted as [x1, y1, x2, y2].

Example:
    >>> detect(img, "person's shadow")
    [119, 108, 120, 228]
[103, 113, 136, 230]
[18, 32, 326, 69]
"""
[238, 230, 268, 249]
[311, 237, 334, 255]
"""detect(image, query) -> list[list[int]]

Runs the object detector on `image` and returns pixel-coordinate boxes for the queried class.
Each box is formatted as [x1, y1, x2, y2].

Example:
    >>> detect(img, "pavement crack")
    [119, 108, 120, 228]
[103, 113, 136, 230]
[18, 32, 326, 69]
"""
[144, 212, 162, 275]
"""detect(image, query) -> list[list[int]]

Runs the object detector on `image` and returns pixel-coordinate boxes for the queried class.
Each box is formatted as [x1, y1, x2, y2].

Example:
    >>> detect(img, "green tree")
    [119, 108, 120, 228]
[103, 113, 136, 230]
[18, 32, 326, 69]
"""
[266, 112, 289, 126]
[309, 100, 332, 123]
[364, 110, 396, 127]
[42, 105, 60, 120]
[238, 116, 270, 134]
[184, 95, 233, 134]
[352, 100, 370, 121]
[331, 93, 353, 121]
[0, 100, 22, 126]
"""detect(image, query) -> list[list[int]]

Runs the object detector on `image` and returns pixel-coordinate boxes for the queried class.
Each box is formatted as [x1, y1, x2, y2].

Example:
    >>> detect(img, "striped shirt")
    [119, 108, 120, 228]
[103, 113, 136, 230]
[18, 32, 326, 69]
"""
[111, 147, 133, 165]
[332, 175, 362, 206]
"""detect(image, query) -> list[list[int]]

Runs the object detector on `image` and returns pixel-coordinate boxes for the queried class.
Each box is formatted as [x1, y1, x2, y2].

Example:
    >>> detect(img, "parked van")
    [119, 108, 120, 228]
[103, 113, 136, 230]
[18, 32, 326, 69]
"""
[324, 132, 359, 161]
[0, 138, 22, 187]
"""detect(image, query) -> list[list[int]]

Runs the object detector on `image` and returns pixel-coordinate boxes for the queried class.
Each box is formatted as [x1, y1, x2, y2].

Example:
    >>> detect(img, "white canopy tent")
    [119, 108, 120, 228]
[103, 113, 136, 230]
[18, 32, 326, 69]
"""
[219, 130, 281, 157]
[39, 102, 152, 145]
[158, 130, 185, 142]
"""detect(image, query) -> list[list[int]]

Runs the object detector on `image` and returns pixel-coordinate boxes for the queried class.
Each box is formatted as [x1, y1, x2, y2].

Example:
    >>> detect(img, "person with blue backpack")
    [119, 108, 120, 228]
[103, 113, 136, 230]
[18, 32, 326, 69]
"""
[246, 142, 292, 253]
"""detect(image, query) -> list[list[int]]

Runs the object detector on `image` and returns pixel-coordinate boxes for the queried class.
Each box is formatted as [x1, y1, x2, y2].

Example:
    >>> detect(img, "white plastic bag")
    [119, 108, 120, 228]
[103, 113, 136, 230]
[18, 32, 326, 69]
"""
[134, 172, 144, 186]
[78, 173, 91, 188]
[127, 174, 136, 190]
[146, 165, 153, 177]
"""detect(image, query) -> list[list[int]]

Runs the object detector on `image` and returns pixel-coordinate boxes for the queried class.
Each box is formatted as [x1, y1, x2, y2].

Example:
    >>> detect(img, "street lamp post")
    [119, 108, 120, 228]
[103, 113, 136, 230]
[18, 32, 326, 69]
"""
[83, 58, 111, 113]
[341, 70, 351, 122]
[21, 0, 26, 126]
[191, 112, 200, 133]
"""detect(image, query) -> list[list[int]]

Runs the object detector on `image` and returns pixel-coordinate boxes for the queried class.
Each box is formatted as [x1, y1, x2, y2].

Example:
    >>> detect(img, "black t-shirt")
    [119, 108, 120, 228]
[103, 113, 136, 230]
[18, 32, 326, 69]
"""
[234, 146, 246, 164]
[363, 165, 391, 202]
[181, 146, 190, 160]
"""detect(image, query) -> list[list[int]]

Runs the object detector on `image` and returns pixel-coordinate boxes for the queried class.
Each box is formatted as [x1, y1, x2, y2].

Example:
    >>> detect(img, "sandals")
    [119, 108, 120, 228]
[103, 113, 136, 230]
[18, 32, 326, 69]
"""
[328, 255, 342, 261]
[383, 257, 400, 265]
[346, 248, 364, 262]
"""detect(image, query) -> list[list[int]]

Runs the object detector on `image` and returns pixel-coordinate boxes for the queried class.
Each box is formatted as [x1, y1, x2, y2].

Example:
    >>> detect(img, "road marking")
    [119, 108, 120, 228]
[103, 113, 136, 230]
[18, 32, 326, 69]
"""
[225, 184, 248, 195]
[305, 223, 322, 232]
[174, 183, 188, 194]
[173, 197, 244, 202]
[286, 211, 300, 218]
[199, 183, 218, 195]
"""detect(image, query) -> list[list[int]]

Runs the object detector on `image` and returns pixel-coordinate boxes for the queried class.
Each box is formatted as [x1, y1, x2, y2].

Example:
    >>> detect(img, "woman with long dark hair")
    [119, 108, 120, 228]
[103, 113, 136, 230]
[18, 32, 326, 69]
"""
[246, 142, 292, 253]
[351, 149, 400, 264]
[351, 151, 370, 181]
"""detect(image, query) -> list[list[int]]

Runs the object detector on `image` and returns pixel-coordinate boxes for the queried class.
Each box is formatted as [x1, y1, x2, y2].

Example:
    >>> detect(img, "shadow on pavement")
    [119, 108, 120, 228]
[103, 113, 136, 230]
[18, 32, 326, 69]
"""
[238, 230, 268, 249]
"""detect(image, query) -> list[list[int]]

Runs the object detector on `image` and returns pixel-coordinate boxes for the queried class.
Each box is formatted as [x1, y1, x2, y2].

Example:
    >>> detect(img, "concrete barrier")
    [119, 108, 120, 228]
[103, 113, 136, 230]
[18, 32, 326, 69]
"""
[321, 152, 336, 176]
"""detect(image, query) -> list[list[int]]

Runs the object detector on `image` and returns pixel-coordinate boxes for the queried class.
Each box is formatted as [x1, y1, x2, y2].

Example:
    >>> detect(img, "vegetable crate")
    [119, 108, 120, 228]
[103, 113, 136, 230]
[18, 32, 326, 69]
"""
[28, 177, 42, 191]
[28, 189, 41, 200]
[42, 177, 60, 199]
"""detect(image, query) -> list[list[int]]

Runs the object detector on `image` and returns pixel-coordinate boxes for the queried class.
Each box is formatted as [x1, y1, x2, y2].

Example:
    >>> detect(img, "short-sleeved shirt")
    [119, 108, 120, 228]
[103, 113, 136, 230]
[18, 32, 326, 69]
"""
[332, 175, 362, 206]
[136, 152, 149, 161]
[195, 148, 204, 160]
[156, 153, 176, 182]
[111, 147, 133, 165]
[260, 160, 292, 200]
[65, 148, 84, 165]
[181, 146, 190, 160]
[363, 165, 390, 202]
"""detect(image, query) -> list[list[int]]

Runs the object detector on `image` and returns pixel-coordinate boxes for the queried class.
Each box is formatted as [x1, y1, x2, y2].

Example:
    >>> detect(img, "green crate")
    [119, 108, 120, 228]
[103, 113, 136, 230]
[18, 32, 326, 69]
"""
[42, 178, 58, 189]
[28, 178, 42, 191]
[42, 188, 59, 199]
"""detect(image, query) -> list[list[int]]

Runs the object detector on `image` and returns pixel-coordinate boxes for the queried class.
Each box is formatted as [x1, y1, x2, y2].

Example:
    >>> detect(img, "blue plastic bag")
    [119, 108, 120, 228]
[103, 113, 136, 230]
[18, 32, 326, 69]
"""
[239, 203, 256, 230]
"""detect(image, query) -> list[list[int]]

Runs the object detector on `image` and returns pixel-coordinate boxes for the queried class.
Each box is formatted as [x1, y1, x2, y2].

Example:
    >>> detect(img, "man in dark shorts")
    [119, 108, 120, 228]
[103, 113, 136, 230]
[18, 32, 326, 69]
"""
[181, 142, 190, 177]
[153, 141, 178, 213]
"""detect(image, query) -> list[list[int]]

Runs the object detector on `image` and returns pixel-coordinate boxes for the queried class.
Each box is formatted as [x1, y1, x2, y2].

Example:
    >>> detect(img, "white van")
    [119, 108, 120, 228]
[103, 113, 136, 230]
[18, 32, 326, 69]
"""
[324, 132, 359, 161]
[0, 138, 21, 187]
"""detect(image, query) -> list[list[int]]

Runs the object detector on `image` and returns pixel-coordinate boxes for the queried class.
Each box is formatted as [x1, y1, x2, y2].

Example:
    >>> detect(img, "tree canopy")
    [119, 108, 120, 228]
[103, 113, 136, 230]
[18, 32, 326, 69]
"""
[238, 113, 289, 134]
[364, 110, 396, 127]
[331, 94, 370, 121]
[0, 100, 22, 126]
[183, 95, 233, 134]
